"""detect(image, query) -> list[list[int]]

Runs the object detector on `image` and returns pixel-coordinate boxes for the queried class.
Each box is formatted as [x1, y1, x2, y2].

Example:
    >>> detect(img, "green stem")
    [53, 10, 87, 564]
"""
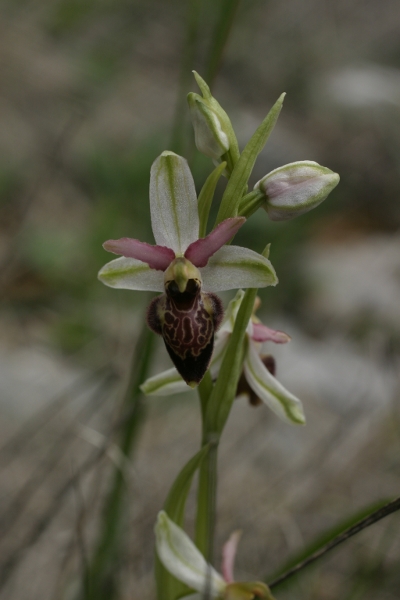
[85, 320, 155, 599]
[195, 287, 257, 566]
[207, 288, 257, 435]
[195, 439, 218, 561]
[238, 189, 266, 218]
[197, 370, 213, 440]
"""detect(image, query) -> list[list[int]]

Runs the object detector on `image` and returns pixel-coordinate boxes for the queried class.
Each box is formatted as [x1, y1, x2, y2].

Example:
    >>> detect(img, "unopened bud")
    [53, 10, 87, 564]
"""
[254, 161, 340, 221]
[187, 71, 235, 161]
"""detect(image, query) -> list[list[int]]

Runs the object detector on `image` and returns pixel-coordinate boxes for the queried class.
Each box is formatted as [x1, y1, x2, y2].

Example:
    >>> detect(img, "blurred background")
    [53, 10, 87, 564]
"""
[0, 0, 399, 598]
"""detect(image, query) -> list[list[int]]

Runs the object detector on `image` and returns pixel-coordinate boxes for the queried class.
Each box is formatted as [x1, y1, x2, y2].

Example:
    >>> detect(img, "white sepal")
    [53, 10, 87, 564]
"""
[150, 152, 199, 254]
[188, 94, 230, 160]
[254, 161, 340, 221]
[98, 257, 164, 291]
[200, 246, 278, 292]
[244, 341, 305, 425]
[155, 511, 226, 597]
[140, 367, 188, 396]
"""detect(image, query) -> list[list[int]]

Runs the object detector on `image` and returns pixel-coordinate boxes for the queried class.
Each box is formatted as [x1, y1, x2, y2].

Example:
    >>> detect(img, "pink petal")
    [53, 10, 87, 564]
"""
[184, 217, 246, 268]
[252, 322, 291, 343]
[221, 530, 242, 584]
[103, 238, 175, 271]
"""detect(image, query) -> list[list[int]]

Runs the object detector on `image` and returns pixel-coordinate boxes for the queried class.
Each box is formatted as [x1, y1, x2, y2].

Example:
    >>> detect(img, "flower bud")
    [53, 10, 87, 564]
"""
[187, 71, 235, 161]
[254, 161, 340, 221]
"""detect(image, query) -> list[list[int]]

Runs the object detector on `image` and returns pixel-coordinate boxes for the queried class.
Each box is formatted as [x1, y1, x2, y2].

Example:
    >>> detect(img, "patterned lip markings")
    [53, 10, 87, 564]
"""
[147, 279, 223, 385]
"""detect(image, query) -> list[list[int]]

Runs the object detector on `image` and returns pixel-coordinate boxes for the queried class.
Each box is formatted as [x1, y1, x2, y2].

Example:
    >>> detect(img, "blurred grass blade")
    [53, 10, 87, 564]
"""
[267, 497, 400, 590]
[86, 320, 155, 600]
[156, 444, 211, 600]
[215, 94, 285, 225]
[198, 161, 227, 237]
[170, 0, 203, 154]
[205, 0, 242, 87]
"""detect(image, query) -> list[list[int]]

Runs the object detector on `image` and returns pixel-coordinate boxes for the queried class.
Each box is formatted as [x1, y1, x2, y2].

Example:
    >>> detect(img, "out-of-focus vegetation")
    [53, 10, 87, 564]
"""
[0, 1, 399, 599]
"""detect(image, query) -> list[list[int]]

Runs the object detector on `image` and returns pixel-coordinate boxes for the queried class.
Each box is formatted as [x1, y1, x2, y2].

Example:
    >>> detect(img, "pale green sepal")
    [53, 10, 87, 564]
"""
[179, 595, 202, 600]
[198, 162, 227, 238]
[140, 367, 187, 396]
[155, 511, 225, 597]
[200, 246, 278, 292]
[191, 72, 240, 168]
[254, 161, 340, 221]
[193, 71, 212, 99]
[156, 447, 211, 600]
[150, 151, 199, 254]
[219, 290, 245, 334]
[215, 93, 285, 225]
[188, 94, 230, 161]
[98, 257, 164, 291]
[244, 341, 305, 425]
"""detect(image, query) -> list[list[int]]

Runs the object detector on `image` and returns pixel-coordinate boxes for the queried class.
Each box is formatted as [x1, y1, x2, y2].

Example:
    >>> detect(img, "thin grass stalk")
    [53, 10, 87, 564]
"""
[85, 322, 155, 599]
[170, 0, 203, 155]
[204, 0, 242, 87]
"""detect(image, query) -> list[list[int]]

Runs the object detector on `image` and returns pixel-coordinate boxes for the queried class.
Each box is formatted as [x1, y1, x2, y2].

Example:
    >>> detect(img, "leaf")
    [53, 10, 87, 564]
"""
[197, 162, 227, 238]
[206, 288, 258, 434]
[155, 445, 211, 600]
[215, 93, 285, 225]
[266, 498, 394, 590]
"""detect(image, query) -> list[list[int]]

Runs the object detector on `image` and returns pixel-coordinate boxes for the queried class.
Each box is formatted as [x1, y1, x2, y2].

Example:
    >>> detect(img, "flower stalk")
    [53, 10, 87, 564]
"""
[97, 63, 340, 600]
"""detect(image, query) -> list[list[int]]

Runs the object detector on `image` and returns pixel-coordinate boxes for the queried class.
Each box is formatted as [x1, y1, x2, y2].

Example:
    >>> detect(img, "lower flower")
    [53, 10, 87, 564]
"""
[155, 511, 275, 600]
[141, 290, 305, 425]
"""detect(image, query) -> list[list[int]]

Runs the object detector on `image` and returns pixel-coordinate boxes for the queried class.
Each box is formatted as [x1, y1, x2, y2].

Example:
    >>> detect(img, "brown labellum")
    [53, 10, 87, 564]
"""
[147, 278, 223, 386]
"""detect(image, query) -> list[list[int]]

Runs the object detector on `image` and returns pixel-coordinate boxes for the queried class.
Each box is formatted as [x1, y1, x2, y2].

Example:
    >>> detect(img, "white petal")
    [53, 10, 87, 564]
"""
[155, 511, 226, 597]
[98, 257, 164, 291]
[150, 151, 199, 254]
[140, 367, 189, 396]
[180, 595, 203, 600]
[244, 342, 305, 424]
[200, 246, 278, 292]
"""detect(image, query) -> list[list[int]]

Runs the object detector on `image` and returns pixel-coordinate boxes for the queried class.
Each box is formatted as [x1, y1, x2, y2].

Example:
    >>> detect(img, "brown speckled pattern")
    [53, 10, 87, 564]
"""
[146, 286, 223, 384]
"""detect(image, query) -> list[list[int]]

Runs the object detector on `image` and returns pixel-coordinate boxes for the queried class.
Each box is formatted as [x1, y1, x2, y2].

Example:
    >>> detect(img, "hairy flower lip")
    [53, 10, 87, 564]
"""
[141, 290, 305, 425]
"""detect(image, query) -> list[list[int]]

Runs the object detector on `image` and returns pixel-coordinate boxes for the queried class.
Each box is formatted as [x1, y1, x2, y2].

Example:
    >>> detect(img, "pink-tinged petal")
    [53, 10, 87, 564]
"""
[221, 530, 242, 584]
[103, 238, 175, 271]
[251, 323, 291, 344]
[184, 217, 246, 268]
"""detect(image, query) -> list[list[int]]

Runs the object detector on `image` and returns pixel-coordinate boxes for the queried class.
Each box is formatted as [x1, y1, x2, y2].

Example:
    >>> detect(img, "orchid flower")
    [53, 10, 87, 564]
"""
[98, 151, 277, 387]
[155, 511, 275, 600]
[141, 290, 305, 425]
